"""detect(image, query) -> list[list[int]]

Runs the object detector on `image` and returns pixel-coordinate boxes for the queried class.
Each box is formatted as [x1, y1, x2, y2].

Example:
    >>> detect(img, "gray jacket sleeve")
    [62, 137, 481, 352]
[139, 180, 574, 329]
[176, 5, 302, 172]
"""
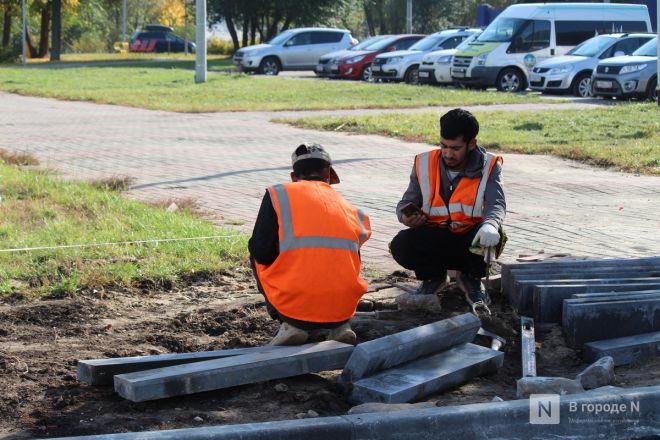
[395, 161, 422, 224]
[483, 161, 506, 229]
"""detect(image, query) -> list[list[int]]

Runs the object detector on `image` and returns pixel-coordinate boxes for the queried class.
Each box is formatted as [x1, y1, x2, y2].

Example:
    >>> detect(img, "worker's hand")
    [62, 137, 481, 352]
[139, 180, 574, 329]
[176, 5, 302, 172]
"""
[402, 212, 427, 229]
[472, 223, 500, 247]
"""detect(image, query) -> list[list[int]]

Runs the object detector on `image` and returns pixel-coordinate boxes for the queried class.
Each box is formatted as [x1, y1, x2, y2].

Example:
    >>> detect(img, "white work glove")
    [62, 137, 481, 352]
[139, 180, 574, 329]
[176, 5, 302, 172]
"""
[472, 223, 500, 248]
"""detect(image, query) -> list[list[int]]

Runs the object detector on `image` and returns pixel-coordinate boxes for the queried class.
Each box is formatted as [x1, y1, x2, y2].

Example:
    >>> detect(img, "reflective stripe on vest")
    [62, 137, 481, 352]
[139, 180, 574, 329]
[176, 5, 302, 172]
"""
[271, 184, 362, 253]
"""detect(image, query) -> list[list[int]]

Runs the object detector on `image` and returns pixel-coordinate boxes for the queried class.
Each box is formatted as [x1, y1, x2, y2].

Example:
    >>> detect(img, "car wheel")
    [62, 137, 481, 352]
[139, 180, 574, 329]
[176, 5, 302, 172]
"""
[404, 66, 419, 85]
[647, 78, 658, 102]
[496, 68, 526, 92]
[361, 64, 373, 82]
[259, 57, 280, 76]
[572, 74, 593, 98]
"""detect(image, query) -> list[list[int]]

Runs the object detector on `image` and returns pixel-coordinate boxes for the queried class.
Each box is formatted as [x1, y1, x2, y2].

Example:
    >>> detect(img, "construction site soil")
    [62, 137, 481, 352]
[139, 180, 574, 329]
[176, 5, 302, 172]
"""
[1, 265, 659, 439]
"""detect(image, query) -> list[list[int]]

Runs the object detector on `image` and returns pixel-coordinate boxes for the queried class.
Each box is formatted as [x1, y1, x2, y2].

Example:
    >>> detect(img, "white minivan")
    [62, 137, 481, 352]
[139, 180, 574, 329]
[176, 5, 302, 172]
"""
[451, 3, 652, 92]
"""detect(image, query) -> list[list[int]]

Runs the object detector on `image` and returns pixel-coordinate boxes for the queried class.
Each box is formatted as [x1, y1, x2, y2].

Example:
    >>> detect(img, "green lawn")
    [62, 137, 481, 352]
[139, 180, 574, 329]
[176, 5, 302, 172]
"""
[0, 66, 543, 112]
[0, 164, 248, 298]
[278, 104, 660, 175]
[19, 53, 234, 70]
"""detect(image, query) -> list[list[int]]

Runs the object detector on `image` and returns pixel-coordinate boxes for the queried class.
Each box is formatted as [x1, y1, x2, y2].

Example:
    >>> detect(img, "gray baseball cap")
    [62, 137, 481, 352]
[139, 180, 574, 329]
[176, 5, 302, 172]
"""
[291, 143, 340, 184]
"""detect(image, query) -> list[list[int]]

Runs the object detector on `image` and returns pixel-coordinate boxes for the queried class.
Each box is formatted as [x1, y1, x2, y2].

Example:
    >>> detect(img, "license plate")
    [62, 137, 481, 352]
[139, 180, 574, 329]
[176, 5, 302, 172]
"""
[452, 68, 465, 78]
[530, 74, 541, 82]
[595, 80, 613, 89]
[371, 65, 381, 72]
[315, 66, 323, 72]
[419, 71, 429, 78]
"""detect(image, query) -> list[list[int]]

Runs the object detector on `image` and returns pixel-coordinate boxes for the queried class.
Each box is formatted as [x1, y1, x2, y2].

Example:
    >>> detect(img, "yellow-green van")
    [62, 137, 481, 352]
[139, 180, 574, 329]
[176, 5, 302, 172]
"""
[451, 2, 652, 92]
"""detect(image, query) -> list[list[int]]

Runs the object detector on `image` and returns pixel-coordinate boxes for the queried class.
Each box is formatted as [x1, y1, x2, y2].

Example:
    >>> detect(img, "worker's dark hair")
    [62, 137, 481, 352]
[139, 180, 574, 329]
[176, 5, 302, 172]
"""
[292, 144, 329, 177]
[440, 108, 479, 142]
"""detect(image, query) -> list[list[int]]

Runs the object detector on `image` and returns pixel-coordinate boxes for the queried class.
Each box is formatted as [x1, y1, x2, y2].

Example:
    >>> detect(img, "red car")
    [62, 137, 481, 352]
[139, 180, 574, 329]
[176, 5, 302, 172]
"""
[329, 34, 425, 81]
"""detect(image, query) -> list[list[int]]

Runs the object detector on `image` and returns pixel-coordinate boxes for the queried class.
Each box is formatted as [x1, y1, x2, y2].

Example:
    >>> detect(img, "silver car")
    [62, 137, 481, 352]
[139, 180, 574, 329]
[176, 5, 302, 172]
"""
[372, 29, 479, 84]
[529, 33, 654, 97]
[233, 27, 355, 75]
[592, 36, 658, 101]
[419, 31, 482, 85]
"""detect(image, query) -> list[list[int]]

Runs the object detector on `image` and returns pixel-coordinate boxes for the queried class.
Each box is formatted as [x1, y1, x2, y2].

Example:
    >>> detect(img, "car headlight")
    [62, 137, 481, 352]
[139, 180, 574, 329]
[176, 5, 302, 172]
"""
[619, 63, 648, 74]
[548, 65, 573, 74]
[475, 51, 491, 66]
[436, 55, 452, 64]
[387, 56, 403, 64]
[345, 55, 365, 64]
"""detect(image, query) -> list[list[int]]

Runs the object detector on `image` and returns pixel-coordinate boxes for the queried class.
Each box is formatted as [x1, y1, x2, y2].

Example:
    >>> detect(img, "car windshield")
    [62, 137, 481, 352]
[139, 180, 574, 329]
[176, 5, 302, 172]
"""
[455, 33, 481, 50]
[267, 30, 295, 45]
[632, 37, 657, 57]
[568, 36, 615, 57]
[409, 34, 444, 51]
[350, 36, 386, 50]
[478, 18, 526, 42]
[363, 36, 399, 51]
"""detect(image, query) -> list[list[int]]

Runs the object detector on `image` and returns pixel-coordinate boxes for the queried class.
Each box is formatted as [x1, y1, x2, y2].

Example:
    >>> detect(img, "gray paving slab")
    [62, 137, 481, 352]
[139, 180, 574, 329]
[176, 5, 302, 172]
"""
[510, 271, 660, 313]
[502, 257, 660, 296]
[535, 283, 660, 323]
[44, 385, 660, 440]
[350, 343, 503, 404]
[340, 313, 480, 383]
[583, 331, 660, 366]
[2, 92, 659, 274]
[562, 297, 660, 348]
[114, 341, 353, 402]
[77, 346, 282, 385]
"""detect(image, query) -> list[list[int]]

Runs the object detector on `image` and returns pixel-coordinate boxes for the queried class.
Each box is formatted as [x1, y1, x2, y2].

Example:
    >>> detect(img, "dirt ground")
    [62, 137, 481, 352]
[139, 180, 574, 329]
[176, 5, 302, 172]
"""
[1, 265, 659, 439]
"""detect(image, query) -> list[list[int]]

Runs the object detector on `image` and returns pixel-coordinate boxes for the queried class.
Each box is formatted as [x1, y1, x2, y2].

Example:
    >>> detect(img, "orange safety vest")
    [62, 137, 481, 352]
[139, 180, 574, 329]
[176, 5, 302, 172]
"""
[415, 149, 502, 234]
[254, 180, 371, 323]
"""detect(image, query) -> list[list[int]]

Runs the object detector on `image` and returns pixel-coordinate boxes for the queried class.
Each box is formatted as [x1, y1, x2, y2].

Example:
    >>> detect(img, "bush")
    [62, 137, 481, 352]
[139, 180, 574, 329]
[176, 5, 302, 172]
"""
[0, 34, 21, 63]
[71, 32, 107, 53]
[207, 37, 235, 55]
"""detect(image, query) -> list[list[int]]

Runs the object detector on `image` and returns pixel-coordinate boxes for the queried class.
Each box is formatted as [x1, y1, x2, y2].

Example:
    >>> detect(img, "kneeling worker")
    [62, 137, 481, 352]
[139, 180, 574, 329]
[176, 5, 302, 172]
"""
[390, 108, 506, 314]
[249, 143, 371, 345]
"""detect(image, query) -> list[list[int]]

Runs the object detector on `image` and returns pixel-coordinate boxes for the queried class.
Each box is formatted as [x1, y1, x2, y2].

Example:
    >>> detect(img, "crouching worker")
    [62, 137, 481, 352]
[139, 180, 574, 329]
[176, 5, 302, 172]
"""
[249, 143, 371, 346]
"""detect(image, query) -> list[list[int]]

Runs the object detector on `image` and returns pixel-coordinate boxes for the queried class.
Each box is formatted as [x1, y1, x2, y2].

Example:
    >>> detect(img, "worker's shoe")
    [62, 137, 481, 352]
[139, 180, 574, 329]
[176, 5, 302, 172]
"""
[457, 272, 491, 313]
[413, 272, 449, 295]
[326, 322, 357, 345]
[268, 322, 309, 346]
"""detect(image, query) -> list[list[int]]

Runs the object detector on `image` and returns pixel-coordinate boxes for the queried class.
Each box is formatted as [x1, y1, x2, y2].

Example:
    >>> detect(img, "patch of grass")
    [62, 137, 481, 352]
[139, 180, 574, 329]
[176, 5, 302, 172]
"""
[16, 53, 233, 70]
[0, 66, 543, 112]
[0, 165, 248, 298]
[279, 104, 660, 175]
[147, 197, 203, 216]
[88, 175, 135, 192]
[0, 149, 39, 166]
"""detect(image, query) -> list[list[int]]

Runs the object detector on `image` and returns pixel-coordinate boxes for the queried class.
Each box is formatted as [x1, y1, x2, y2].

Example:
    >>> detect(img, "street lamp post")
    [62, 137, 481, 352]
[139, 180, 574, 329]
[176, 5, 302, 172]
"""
[195, 0, 207, 83]
[406, 0, 412, 34]
[122, 0, 127, 42]
[21, 0, 26, 65]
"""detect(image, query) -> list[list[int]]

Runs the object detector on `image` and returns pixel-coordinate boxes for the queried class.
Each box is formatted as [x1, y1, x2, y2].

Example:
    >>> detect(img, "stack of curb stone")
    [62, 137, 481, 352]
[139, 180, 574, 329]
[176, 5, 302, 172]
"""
[342, 313, 504, 404]
[502, 256, 660, 364]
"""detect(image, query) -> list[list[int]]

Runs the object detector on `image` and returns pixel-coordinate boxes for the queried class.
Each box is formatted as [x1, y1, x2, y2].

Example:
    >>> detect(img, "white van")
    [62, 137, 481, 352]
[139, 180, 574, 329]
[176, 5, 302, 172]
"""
[451, 3, 652, 92]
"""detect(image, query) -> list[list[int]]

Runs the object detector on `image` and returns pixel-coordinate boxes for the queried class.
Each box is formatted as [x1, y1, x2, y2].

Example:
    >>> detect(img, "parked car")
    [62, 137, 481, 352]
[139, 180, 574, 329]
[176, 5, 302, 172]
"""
[419, 31, 481, 85]
[451, 2, 652, 92]
[371, 28, 480, 84]
[129, 26, 195, 53]
[592, 36, 657, 101]
[529, 33, 654, 97]
[318, 34, 425, 81]
[315, 35, 390, 78]
[233, 27, 355, 75]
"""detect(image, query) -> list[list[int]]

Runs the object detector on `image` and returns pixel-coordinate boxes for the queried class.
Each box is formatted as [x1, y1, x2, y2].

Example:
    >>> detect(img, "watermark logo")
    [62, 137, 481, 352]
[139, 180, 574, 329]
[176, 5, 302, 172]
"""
[529, 394, 560, 424]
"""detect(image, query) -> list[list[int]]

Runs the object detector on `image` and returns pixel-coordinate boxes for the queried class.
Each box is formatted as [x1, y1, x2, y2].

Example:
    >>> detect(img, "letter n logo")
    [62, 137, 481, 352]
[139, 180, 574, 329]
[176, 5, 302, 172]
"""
[529, 394, 560, 424]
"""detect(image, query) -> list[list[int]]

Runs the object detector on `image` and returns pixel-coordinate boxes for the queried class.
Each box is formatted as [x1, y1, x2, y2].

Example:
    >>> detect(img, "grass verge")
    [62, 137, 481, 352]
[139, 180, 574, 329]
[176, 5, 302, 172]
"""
[0, 66, 543, 112]
[278, 104, 660, 175]
[20, 53, 233, 70]
[0, 164, 248, 298]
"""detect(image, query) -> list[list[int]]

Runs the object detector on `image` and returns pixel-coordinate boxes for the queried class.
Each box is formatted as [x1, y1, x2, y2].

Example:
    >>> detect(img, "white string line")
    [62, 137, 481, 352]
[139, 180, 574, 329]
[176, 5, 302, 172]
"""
[0, 235, 245, 253]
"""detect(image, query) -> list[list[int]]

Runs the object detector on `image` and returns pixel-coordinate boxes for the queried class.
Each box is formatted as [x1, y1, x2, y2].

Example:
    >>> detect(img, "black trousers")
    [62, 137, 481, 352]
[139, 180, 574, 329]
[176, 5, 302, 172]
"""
[250, 258, 348, 331]
[390, 225, 487, 280]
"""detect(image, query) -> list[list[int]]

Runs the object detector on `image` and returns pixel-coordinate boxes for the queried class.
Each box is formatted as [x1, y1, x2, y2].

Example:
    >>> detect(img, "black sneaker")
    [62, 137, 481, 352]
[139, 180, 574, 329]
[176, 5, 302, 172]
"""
[457, 272, 491, 313]
[414, 272, 449, 295]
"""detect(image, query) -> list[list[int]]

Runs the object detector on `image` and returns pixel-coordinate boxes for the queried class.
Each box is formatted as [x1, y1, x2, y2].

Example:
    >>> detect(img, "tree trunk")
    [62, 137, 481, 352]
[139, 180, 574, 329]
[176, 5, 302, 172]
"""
[51, 0, 61, 61]
[26, 30, 37, 58]
[241, 14, 248, 47]
[363, 3, 376, 36]
[38, 3, 51, 58]
[2, 7, 11, 48]
[249, 14, 257, 45]
[225, 15, 240, 51]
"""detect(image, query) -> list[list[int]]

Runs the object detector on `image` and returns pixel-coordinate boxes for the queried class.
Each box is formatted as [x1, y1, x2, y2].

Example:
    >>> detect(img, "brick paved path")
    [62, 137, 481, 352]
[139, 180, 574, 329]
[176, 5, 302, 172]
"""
[1, 92, 658, 273]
